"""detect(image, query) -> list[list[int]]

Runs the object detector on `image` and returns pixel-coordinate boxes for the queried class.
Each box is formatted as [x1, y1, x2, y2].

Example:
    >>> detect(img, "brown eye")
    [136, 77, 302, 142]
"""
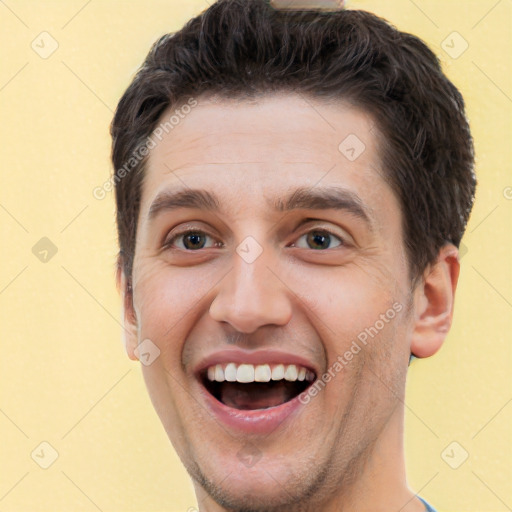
[165, 230, 218, 250]
[182, 232, 207, 250]
[294, 230, 344, 250]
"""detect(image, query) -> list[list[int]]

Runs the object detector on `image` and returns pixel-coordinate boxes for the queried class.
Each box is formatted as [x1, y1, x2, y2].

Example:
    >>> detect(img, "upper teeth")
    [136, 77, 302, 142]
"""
[206, 363, 314, 383]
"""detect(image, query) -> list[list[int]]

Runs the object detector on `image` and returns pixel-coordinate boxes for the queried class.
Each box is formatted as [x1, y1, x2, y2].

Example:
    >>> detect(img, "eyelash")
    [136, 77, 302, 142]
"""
[163, 227, 347, 251]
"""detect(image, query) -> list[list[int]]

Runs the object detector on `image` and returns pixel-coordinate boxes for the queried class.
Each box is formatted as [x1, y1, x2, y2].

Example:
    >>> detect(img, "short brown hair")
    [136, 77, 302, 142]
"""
[111, 0, 476, 281]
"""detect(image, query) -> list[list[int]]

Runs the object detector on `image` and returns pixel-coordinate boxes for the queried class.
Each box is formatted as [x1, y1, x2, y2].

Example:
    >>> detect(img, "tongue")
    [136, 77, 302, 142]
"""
[220, 381, 297, 410]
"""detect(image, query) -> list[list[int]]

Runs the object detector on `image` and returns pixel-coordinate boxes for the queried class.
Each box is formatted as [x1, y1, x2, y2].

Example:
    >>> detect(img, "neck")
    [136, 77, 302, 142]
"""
[320, 403, 424, 512]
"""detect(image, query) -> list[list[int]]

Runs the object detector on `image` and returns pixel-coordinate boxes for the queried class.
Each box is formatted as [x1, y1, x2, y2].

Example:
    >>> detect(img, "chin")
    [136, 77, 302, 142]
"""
[186, 449, 333, 512]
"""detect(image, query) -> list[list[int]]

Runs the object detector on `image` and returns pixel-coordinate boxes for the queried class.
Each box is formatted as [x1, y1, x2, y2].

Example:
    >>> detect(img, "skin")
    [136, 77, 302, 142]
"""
[119, 93, 460, 512]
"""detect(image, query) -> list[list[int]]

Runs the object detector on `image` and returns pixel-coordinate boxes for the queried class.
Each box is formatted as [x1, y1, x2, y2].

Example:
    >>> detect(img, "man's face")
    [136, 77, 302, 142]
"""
[127, 94, 417, 509]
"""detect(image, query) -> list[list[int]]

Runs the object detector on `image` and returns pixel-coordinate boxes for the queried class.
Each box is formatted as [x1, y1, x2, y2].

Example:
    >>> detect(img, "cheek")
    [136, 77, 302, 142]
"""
[294, 263, 411, 407]
[298, 265, 398, 341]
[133, 262, 214, 361]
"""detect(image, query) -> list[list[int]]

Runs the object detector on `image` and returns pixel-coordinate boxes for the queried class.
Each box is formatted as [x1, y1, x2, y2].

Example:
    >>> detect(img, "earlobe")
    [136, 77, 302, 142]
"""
[118, 264, 139, 361]
[410, 244, 460, 358]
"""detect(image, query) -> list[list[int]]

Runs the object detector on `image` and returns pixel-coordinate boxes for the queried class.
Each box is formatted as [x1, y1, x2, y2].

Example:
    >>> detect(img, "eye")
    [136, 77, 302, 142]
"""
[164, 227, 346, 251]
[164, 230, 221, 250]
[292, 229, 344, 250]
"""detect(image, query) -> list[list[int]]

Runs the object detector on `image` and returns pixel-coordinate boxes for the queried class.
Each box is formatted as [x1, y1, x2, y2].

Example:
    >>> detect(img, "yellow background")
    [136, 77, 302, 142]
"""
[0, 1, 510, 510]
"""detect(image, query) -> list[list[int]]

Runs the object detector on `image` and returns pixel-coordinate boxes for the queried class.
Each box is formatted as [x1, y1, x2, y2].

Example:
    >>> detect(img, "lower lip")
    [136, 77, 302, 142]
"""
[198, 382, 310, 435]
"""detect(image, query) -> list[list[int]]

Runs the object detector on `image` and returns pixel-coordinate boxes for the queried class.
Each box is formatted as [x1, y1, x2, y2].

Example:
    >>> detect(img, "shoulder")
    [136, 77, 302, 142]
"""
[418, 496, 438, 512]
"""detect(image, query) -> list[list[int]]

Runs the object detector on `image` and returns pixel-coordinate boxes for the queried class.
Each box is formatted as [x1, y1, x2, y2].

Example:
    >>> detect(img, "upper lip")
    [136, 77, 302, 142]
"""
[194, 348, 320, 378]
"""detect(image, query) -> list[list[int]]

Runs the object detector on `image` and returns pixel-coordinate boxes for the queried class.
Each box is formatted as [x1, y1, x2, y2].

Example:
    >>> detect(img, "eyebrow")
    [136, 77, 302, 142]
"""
[147, 186, 373, 227]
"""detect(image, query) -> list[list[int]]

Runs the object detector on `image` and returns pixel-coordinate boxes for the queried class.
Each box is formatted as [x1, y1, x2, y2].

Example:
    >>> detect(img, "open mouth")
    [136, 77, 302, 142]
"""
[200, 363, 316, 410]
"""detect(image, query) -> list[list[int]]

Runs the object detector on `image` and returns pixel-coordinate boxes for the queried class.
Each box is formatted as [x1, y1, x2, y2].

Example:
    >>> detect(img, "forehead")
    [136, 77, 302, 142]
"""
[140, 93, 395, 222]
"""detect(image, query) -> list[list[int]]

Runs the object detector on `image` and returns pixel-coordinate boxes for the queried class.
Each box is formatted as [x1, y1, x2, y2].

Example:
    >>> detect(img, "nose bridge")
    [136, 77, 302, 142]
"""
[209, 242, 292, 333]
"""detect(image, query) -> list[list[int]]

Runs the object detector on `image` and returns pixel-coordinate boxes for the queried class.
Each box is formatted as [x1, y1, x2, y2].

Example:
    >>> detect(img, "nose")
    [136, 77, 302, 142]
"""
[209, 251, 293, 334]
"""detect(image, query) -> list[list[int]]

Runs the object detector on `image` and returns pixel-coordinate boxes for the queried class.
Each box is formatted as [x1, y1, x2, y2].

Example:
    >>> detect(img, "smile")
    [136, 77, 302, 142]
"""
[194, 350, 319, 434]
[202, 362, 316, 410]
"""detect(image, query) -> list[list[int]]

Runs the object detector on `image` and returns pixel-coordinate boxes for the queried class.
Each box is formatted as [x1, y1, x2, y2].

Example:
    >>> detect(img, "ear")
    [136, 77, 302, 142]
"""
[410, 243, 460, 358]
[116, 259, 139, 361]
